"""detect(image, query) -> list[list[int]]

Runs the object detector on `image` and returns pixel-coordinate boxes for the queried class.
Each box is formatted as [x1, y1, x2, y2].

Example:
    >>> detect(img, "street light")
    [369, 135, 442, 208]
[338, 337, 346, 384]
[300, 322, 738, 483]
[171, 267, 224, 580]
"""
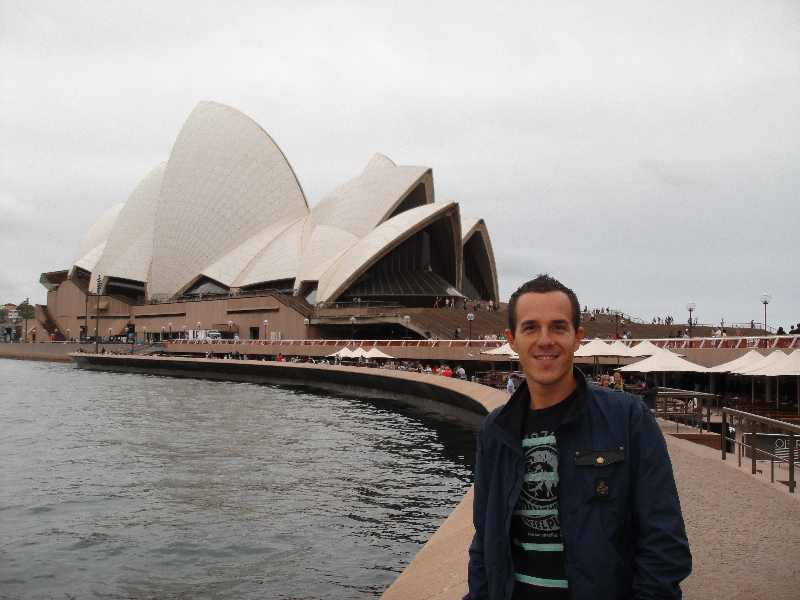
[350, 316, 356, 339]
[142, 326, 146, 345]
[760, 292, 771, 335]
[403, 315, 410, 339]
[686, 302, 696, 339]
[95, 277, 101, 354]
[303, 318, 310, 339]
[263, 319, 268, 341]
[168, 322, 172, 340]
[613, 308, 620, 338]
[467, 313, 475, 340]
[67, 328, 70, 342]
[228, 320, 233, 339]
[55, 328, 59, 342]
[182, 325, 186, 339]
[161, 326, 165, 341]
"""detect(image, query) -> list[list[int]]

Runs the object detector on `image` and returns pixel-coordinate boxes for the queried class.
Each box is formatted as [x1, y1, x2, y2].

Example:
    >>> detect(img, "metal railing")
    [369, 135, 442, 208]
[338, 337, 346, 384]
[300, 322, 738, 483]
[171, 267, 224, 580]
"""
[165, 338, 507, 348]
[721, 408, 798, 493]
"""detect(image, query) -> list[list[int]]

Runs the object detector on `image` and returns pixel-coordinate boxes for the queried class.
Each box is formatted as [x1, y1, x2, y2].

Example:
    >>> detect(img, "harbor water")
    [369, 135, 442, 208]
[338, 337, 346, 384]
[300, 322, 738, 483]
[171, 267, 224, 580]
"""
[0, 359, 477, 599]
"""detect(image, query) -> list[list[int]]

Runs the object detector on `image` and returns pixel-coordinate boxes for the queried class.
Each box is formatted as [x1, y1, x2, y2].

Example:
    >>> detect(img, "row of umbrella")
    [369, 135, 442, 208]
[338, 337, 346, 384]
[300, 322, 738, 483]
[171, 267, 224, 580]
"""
[327, 346, 395, 360]
[479, 338, 800, 377]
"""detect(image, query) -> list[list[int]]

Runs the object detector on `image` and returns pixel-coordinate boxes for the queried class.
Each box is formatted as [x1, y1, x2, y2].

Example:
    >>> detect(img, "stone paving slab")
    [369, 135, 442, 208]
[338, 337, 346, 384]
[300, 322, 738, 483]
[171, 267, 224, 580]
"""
[382, 418, 800, 599]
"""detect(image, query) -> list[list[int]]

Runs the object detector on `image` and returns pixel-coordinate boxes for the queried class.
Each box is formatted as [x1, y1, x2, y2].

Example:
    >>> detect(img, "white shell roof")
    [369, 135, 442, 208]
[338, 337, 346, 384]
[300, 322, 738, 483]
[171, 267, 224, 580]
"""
[318, 201, 458, 302]
[72, 204, 123, 273]
[201, 208, 307, 287]
[69, 103, 498, 305]
[301, 162, 432, 250]
[235, 217, 305, 287]
[460, 216, 499, 301]
[91, 162, 166, 285]
[149, 101, 309, 298]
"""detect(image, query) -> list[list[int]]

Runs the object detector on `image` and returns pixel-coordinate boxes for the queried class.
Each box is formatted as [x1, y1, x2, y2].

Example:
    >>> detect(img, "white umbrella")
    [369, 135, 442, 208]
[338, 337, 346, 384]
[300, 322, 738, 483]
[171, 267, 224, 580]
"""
[481, 342, 519, 359]
[707, 350, 767, 373]
[609, 340, 641, 358]
[617, 349, 709, 373]
[574, 338, 613, 357]
[327, 347, 355, 358]
[736, 350, 799, 414]
[350, 347, 371, 358]
[365, 347, 394, 359]
[628, 340, 663, 356]
[745, 349, 800, 377]
[735, 350, 789, 375]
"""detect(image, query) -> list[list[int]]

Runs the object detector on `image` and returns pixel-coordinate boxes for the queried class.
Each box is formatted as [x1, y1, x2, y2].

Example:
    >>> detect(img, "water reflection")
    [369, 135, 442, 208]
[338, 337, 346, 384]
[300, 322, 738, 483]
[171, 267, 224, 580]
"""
[0, 360, 476, 599]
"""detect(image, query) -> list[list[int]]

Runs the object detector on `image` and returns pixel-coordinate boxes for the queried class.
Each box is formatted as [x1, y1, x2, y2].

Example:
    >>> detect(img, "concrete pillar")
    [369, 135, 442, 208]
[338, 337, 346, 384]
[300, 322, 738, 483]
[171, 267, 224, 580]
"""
[709, 373, 716, 394]
[766, 377, 773, 403]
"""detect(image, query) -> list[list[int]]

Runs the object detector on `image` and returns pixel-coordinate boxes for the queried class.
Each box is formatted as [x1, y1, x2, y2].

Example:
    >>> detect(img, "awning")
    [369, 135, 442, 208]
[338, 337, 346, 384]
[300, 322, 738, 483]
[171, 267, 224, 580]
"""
[617, 349, 709, 373]
[707, 350, 766, 373]
[736, 350, 791, 375]
[744, 350, 800, 376]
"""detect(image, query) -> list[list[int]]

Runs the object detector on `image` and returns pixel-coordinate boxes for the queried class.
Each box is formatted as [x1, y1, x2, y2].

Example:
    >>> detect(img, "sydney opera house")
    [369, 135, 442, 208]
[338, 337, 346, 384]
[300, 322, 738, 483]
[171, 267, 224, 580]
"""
[35, 102, 499, 343]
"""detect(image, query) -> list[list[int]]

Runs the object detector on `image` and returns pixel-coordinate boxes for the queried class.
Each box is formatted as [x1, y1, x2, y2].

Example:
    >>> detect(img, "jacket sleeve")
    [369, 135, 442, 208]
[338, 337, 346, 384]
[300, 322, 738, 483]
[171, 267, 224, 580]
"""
[629, 405, 692, 599]
[464, 424, 490, 599]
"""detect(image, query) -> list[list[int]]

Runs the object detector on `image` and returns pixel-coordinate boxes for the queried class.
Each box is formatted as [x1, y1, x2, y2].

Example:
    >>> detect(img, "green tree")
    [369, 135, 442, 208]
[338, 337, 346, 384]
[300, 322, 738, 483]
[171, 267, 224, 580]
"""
[17, 300, 35, 320]
[0, 306, 7, 320]
[17, 299, 34, 342]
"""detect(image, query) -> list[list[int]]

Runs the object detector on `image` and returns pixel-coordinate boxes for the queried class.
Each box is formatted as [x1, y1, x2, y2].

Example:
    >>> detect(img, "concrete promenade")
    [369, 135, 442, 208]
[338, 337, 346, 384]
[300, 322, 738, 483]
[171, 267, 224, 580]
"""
[382, 418, 800, 599]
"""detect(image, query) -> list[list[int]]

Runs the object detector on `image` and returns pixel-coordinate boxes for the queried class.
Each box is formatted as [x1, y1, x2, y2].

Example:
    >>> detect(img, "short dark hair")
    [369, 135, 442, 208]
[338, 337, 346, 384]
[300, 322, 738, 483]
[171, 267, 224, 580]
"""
[507, 274, 581, 334]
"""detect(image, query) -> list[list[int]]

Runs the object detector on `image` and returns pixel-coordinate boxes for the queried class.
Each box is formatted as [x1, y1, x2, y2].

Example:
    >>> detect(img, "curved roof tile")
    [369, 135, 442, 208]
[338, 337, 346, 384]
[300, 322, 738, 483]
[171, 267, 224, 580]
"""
[72, 203, 123, 272]
[91, 162, 166, 285]
[149, 101, 309, 298]
[318, 201, 458, 303]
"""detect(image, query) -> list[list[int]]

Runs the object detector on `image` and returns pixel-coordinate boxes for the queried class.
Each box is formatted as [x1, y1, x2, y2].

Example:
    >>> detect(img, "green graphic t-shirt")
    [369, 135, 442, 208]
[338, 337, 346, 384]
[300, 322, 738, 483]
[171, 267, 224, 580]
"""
[510, 389, 578, 600]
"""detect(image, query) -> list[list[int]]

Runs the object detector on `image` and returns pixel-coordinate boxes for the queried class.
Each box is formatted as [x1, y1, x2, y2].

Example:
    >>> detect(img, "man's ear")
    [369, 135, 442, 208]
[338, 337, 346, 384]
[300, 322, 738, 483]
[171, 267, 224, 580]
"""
[505, 328, 516, 352]
[574, 327, 585, 351]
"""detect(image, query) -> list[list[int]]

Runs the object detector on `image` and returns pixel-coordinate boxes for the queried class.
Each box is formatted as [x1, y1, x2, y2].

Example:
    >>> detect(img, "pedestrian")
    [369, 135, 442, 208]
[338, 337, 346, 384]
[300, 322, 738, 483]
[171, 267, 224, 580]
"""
[641, 378, 658, 413]
[464, 274, 690, 599]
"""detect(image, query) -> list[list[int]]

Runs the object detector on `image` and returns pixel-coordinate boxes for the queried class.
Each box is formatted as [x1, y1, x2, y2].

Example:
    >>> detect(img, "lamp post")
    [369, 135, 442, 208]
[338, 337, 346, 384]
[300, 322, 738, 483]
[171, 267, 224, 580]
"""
[142, 326, 146, 345]
[686, 302, 695, 339]
[263, 319, 268, 341]
[228, 320, 233, 339]
[467, 313, 474, 340]
[403, 315, 410, 339]
[161, 326, 164, 342]
[109, 327, 112, 342]
[760, 292, 771, 335]
[168, 322, 172, 340]
[95, 277, 101, 354]
[303, 318, 310, 339]
[67, 328, 70, 342]
[350, 316, 356, 340]
[613, 308, 620, 338]
[55, 328, 58, 342]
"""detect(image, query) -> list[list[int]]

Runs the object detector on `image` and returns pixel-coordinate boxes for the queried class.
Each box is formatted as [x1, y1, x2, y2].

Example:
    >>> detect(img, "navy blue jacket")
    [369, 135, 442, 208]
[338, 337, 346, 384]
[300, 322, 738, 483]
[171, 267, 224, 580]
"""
[465, 369, 691, 599]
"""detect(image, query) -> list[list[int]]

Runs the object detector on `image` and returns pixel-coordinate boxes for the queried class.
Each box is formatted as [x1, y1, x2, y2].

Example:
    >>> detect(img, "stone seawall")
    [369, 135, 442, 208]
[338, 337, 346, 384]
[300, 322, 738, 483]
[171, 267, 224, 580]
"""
[0, 343, 132, 362]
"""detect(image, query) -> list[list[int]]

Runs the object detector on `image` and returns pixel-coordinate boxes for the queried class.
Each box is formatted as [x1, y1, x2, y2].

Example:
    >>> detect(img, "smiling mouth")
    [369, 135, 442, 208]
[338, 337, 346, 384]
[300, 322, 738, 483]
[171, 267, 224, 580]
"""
[535, 355, 559, 360]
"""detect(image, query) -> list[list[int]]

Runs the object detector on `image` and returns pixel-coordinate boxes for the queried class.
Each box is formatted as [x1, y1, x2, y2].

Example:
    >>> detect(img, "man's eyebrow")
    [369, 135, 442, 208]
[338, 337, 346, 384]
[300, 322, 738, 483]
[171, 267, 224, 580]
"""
[519, 317, 570, 326]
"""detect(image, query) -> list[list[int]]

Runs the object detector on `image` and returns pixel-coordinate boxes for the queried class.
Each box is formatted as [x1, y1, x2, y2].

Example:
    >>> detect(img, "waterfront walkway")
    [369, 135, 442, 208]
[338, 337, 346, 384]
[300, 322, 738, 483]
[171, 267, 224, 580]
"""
[383, 419, 800, 599]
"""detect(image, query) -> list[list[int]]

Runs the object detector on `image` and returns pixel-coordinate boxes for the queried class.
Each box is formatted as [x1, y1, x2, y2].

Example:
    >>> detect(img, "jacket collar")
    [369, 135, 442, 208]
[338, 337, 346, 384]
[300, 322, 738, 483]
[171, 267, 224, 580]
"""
[491, 367, 590, 450]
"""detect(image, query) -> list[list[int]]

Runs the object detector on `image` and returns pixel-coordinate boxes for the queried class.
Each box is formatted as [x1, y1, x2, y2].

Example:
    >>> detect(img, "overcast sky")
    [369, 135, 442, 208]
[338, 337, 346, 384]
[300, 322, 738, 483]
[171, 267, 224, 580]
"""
[1, 1, 798, 331]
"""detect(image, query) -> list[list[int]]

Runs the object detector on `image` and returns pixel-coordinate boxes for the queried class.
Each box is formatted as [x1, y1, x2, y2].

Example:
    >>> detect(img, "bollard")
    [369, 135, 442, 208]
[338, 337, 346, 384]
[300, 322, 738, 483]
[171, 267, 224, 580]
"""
[751, 424, 757, 475]
[721, 411, 727, 460]
[790, 431, 796, 493]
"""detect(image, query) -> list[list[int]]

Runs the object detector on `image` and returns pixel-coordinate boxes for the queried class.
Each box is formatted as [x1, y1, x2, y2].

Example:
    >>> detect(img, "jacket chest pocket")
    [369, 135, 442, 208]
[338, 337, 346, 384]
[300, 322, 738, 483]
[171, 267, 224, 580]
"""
[574, 447, 625, 502]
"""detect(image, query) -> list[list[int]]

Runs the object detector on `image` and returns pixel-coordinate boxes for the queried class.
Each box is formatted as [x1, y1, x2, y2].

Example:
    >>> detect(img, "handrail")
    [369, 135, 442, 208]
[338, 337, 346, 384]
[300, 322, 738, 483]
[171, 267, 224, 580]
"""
[721, 407, 797, 493]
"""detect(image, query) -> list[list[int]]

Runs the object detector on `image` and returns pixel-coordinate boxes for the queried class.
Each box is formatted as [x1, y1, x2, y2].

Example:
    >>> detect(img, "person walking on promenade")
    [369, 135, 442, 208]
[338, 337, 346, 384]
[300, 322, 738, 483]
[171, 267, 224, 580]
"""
[640, 378, 658, 413]
[464, 274, 691, 600]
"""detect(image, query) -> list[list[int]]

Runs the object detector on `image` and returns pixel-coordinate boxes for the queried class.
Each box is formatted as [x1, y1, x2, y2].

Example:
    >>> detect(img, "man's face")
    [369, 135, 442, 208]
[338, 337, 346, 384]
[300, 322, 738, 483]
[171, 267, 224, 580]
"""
[505, 291, 584, 392]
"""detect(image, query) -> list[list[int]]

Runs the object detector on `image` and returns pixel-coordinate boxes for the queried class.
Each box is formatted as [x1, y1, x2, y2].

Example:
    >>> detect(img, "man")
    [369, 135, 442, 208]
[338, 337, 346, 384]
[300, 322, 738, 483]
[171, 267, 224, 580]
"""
[465, 275, 691, 600]
[506, 374, 518, 395]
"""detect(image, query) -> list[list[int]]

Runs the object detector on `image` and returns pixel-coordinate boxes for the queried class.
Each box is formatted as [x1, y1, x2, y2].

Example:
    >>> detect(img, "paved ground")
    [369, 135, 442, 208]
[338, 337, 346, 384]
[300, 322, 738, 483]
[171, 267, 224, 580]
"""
[383, 419, 800, 599]
[663, 420, 800, 599]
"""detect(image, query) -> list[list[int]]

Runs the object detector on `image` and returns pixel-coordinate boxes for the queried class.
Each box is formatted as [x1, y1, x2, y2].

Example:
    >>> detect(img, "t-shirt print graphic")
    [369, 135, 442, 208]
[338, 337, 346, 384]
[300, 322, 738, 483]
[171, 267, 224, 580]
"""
[518, 432, 560, 535]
